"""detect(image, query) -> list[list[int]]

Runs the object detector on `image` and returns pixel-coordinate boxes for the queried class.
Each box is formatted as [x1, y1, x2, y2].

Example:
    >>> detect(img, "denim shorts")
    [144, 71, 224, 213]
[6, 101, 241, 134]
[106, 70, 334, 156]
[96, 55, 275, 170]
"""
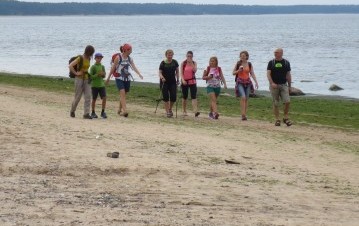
[237, 83, 251, 98]
[115, 79, 131, 92]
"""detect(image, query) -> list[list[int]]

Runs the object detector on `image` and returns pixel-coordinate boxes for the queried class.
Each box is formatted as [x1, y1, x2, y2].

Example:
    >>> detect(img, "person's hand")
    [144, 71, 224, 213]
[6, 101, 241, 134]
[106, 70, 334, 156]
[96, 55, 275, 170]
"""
[139, 74, 143, 80]
[182, 80, 187, 86]
[99, 71, 105, 77]
[105, 79, 110, 85]
[176, 79, 180, 86]
[76, 71, 83, 76]
[160, 77, 166, 83]
[288, 87, 292, 94]
[271, 83, 278, 89]
[224, 84, 228, 89]
[255, 82, 259, 90]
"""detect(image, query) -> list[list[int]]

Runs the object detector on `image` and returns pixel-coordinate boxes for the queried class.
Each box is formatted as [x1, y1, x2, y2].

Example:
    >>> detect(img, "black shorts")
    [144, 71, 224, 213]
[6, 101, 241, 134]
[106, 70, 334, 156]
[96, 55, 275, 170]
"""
[181, 84, 197, 100]
[92, 87, 106, 100]
[161, 82, 177, 102]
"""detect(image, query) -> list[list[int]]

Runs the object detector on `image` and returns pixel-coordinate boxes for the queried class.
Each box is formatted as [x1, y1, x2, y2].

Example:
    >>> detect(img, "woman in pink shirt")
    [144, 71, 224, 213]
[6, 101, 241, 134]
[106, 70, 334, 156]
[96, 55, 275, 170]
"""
[180, 51, 200, 117]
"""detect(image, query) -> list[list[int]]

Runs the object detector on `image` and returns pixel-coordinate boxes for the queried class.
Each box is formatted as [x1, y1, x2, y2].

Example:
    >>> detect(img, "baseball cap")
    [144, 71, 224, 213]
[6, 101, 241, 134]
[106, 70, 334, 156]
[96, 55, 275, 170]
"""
[95, 53, 104, 58]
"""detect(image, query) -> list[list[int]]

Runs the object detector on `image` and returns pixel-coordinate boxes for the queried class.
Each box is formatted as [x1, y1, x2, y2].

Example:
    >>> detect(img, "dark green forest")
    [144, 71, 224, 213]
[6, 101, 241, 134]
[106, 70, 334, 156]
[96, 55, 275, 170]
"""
[1, 0, 359, 15]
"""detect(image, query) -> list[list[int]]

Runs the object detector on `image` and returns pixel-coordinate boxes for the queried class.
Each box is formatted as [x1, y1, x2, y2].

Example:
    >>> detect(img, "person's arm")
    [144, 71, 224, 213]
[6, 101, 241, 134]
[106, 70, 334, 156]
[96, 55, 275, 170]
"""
[101, 65, 106, 78]
[88, 65, 95, 80]
[267, 70, 277, 89]
[202, 68, 211, 81]
[192, 61, 197, 74]
[286, 71, 292, 92]
[69, 57, 83, 77]
[176, 66, 180, 85]
[220, 69, 227, 89]
[232, 63, 239, 76]
[106, 56, 119, 84]
[159, 62, 166, 82]
[130, 59, 143, 80]
[180, 62, 186, 85]
[250, 66, 259, 89]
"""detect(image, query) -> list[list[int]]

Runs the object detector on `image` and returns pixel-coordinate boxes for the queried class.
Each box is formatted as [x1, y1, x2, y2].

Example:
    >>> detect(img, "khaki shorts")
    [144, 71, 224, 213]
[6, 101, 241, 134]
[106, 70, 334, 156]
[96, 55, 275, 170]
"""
[270, 84, 290, 107]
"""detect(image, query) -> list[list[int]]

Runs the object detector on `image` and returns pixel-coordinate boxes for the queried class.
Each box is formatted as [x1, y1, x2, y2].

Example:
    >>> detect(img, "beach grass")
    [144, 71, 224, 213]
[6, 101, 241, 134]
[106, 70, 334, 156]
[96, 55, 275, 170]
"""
[1, 72, 358, 130]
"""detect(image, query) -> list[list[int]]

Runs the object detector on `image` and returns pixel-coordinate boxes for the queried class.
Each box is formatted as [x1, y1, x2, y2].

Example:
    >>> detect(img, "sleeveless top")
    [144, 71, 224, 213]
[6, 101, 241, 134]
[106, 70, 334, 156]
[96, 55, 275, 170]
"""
[183, 63, 196, 85]
[207, 67, 221, 88]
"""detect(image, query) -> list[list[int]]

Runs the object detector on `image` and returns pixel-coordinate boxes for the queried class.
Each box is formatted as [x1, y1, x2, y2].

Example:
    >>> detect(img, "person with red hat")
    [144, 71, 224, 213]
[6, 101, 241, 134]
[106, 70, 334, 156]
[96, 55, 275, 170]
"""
[106, 43, 143, 117]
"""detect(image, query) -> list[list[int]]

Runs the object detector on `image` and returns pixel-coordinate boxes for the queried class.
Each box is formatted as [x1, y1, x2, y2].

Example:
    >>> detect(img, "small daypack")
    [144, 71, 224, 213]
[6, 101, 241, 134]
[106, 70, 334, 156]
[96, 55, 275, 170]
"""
[110, 53, 131, 78]
[68, 55, 83, 78]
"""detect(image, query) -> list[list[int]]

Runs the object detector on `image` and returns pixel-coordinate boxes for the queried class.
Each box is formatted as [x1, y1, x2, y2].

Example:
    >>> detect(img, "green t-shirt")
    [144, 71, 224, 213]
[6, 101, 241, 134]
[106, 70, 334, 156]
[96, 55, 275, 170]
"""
[89, 63, 106, 88]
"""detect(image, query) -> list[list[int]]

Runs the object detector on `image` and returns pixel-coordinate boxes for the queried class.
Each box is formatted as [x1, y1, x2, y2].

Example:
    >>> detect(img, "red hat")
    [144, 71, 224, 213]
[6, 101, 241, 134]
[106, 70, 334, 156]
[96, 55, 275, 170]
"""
[122, 43, 132, 52]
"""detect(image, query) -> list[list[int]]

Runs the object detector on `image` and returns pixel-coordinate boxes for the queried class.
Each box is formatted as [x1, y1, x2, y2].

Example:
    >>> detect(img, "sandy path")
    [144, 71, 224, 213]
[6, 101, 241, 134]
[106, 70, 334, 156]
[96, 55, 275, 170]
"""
[0, 84, 358, 226]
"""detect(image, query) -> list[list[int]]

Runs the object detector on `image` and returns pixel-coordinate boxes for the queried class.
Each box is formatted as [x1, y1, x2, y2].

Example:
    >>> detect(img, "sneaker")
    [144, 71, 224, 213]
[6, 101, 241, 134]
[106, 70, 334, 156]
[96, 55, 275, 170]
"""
[91, 112, 98, 119]
[208, 112, 214, 119]
[70, 112, 75, 118]
[83, 113, 93, 119]
[101, 111, 107, 119]
[169, 110, 174, 117]
[167, 112, 172, 118]
[214, 113, 219, 120]
[241, 115, 247, 121]
[195, 112, 200, 117]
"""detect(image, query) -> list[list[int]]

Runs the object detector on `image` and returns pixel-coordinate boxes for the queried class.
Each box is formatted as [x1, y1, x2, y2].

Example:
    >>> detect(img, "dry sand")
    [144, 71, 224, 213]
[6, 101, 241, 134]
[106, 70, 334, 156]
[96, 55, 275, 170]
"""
[0, 84, 358, 226]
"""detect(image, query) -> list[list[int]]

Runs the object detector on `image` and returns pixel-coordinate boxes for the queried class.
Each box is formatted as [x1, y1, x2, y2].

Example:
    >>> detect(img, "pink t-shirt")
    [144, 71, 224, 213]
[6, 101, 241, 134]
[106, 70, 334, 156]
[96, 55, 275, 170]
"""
[183, 63, 196, 85]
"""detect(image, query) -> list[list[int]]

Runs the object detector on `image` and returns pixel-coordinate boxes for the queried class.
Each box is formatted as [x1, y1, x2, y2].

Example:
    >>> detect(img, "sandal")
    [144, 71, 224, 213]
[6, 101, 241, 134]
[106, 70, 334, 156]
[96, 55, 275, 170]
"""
[275, 120, 281, 126]
[283, 118, 292, 127]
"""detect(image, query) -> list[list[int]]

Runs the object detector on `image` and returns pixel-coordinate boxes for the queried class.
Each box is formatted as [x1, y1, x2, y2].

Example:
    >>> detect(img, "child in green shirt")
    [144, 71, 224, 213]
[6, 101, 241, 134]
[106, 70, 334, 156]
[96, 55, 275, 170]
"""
[89, 53, 107, 118]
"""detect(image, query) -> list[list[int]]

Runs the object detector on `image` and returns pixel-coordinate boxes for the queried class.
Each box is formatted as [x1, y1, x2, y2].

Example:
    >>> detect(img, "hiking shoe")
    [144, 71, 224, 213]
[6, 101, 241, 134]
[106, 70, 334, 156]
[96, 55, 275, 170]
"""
[242, 115, 247, 121]
[101, 111, 107, 119]
[120, 112, 129, 117]
[195, 112, 200, 117]
[167, 112, 172, 118]
[83, 114, 93, 119]
[91, 112, 98, 119]
[214, 113, 219, 120]
[70, 112, 75, 118]
[169, 110, 174, 117]
[208, 112, 214, 119]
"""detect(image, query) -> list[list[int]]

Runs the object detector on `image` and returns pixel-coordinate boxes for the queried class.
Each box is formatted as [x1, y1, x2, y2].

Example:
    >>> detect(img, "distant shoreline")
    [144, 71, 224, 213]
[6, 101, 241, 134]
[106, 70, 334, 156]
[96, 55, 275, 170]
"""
[1, 1, 359, 16]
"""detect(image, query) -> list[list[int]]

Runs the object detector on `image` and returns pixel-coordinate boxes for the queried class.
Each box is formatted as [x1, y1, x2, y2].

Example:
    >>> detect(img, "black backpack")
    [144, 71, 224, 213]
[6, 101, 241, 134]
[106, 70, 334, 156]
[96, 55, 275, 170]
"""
[68, 55, 83, 78]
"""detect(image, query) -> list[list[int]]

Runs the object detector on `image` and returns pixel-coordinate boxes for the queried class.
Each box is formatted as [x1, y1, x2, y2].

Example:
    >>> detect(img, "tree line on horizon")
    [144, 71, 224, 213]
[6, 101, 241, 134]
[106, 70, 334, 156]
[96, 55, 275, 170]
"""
[1, 0, 359, 15]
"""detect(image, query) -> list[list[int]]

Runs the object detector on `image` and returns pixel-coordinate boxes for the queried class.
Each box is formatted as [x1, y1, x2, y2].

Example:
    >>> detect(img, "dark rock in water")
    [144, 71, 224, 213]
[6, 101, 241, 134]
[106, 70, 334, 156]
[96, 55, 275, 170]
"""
[289, 87, 305, 96]
[300, 80, 314, 83]
[329, 84, 344, 91]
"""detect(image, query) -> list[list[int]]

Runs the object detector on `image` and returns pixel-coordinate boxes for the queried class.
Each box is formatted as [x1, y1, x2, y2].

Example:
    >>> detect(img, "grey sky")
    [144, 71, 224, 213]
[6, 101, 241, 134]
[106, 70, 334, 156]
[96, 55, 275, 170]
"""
[18, 0, 359, 5]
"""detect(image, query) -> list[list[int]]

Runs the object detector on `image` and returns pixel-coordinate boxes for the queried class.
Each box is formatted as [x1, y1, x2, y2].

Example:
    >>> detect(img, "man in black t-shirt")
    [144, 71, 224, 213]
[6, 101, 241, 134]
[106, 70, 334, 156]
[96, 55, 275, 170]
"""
[267, 48, 293, 126]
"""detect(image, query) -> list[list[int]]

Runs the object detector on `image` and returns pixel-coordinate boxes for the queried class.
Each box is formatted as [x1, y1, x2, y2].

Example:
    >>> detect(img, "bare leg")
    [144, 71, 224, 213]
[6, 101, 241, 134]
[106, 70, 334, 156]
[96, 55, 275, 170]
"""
[102, 97, 106, 110]
[192, 99, 198, 113]
[119, 89, 127, 113]
[182, 99, 187, 114]
[284, 102, 290, 119]
[92, 99, 96, 112]
[273, 105, 280, 121]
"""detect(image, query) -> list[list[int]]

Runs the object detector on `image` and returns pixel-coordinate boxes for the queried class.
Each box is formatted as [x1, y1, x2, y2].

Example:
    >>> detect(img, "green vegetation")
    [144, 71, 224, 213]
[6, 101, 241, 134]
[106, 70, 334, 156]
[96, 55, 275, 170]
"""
[1, 72, 358, 130]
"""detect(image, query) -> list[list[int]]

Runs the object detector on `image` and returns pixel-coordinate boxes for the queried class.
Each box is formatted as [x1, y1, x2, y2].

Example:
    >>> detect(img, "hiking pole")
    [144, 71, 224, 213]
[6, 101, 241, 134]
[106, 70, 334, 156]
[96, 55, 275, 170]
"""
[155, 83, 164, 114]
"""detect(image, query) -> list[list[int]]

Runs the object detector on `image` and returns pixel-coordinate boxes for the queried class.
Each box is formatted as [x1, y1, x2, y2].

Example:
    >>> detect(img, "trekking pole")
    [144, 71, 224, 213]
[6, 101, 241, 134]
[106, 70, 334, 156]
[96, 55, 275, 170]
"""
[175, 83, 179, 118]
[155, 83, 163, 114]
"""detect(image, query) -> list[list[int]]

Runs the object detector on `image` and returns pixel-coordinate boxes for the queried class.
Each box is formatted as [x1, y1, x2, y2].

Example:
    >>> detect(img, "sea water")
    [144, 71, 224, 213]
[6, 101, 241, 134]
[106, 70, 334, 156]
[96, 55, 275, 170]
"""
[0, 14, 358, 98]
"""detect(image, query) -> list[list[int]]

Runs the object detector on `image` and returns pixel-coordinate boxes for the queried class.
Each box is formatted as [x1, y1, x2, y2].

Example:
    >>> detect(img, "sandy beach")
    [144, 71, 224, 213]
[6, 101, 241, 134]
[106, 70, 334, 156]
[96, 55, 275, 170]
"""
[0, 84, 358, 225]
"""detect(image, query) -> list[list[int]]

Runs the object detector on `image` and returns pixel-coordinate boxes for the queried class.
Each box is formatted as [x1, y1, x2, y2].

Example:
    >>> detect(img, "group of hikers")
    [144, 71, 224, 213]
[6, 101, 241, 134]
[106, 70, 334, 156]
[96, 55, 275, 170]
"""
[68, 44, 292, 126]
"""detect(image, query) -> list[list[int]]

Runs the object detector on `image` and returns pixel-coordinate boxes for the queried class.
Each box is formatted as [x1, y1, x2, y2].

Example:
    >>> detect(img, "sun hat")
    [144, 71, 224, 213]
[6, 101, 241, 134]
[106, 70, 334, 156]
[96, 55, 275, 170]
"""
[95, 53, 104, 58]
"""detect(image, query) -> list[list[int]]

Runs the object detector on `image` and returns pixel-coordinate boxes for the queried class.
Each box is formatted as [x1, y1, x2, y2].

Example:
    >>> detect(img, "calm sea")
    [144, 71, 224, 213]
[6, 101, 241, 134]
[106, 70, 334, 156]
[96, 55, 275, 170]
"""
[0, 14, 358, 98]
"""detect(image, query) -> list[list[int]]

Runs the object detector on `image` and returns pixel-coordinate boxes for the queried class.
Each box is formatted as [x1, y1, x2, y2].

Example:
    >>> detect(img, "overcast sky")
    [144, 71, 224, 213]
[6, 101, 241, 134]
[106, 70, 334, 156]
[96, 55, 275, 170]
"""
[18, 0, 359, 5]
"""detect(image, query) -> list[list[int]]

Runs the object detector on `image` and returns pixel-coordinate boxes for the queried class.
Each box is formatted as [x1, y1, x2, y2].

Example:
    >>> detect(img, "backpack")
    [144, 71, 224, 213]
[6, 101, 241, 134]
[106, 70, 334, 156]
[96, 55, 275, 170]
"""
[182, 60, 196, 82]
[68, 55, 83, 78]
[111, 53, 131, 78]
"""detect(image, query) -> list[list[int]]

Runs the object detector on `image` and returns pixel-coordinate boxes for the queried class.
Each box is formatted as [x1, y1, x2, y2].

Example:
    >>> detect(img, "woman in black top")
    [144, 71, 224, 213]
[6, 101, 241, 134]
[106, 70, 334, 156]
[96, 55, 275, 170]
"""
[159, 49, 179, 118]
